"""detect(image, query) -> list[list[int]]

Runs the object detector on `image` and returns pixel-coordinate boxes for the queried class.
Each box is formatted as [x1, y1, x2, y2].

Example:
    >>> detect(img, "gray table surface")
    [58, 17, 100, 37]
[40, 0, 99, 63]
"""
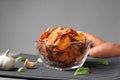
[0, 53, 120, 80]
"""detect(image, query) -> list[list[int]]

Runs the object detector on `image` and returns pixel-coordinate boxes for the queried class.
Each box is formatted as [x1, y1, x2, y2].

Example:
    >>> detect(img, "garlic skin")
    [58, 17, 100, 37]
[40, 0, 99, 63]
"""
[0, 49, 16, 70]
[24, 59, 37, 69]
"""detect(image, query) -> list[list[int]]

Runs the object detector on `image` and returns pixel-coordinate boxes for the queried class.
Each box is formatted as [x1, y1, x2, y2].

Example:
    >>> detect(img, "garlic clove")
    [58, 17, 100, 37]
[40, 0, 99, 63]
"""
[24, 59, 37, 69]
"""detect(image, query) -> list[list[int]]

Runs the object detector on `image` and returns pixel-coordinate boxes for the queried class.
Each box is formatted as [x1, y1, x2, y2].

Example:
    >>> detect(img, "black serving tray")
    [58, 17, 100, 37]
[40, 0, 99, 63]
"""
[0, 53, 120, 80]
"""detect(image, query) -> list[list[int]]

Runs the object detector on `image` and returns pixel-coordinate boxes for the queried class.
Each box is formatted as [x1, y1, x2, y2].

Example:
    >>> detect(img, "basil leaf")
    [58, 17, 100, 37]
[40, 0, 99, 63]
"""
[17, 67, 25, 72]
[99, 60, 109, 65]
[74, 68, 89, 76]
[16, 56, 26, 62]
[37, 57, 43, 63]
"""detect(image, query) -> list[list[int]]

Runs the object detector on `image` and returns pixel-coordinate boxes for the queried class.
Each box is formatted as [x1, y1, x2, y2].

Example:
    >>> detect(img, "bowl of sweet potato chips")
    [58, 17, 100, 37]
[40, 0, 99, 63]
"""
[36, 26, 91, 70]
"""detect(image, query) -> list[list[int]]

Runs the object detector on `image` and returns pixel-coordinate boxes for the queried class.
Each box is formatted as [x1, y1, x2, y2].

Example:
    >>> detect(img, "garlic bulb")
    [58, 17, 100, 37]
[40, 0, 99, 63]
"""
[0, 49, 16, 70]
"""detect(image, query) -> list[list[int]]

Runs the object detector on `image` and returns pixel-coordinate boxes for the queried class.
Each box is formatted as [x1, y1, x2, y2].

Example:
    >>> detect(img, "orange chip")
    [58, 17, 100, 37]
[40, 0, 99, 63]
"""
[46, 27, 61, 42]
[40, 32, 50, 40]
[76, 53, 85, 62]
[58, 34, 71, 50]
[40, 28, 50, 40]
[73, 33, 86, 41]
[51, 27, 61, 34]
[69, 28, 78, 36]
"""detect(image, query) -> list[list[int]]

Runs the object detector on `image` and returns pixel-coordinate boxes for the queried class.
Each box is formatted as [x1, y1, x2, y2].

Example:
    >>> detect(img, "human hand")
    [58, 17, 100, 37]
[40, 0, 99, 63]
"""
[89, 42, 120, 58]
[77, 31, 120, 58]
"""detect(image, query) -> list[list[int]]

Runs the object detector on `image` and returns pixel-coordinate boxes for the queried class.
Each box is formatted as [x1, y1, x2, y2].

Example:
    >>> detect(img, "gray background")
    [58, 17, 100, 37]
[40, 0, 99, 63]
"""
[0, 0, 120, 54]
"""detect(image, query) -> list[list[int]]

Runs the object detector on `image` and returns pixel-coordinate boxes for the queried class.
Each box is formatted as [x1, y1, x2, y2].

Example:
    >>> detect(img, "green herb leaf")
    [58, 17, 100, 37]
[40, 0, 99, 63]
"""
[17, 67, 25, 72]
[16, 56, 26, 62]
[99, 60, 109, 65]
[37, 57, 43, 63]
[74, 68, 89, 76]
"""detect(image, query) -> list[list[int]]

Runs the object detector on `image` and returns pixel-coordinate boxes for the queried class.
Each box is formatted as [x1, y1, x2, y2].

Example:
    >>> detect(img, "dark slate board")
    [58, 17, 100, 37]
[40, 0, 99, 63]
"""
[0, 53, 120, 80]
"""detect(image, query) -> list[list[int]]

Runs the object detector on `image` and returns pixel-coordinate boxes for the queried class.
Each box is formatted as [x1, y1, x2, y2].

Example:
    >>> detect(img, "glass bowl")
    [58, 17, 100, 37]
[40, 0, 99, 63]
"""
[36, 40, 92, 70]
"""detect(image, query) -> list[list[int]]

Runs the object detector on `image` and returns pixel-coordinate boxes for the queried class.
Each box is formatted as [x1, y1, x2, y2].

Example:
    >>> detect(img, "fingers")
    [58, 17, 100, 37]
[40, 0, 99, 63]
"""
[77, 31, 120, 58]
[89, 42, 120, 58]
[89, 45, 107, 58]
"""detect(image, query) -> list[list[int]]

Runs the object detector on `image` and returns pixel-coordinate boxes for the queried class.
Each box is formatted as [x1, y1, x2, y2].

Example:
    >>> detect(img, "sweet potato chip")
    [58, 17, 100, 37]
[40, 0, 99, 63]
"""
[51, 27, 61, 33]
[40, 32, 50, 40]
[46, 27, 61, 43]
[73, 33, 86, 41]
[69, 28, 78, 36]
[40, 28, 50, 40]
[60, 27, 71, 35]
[58, 52, 73, 67]
[76, 53, 85, 62]
[58, 34, 71, 50]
